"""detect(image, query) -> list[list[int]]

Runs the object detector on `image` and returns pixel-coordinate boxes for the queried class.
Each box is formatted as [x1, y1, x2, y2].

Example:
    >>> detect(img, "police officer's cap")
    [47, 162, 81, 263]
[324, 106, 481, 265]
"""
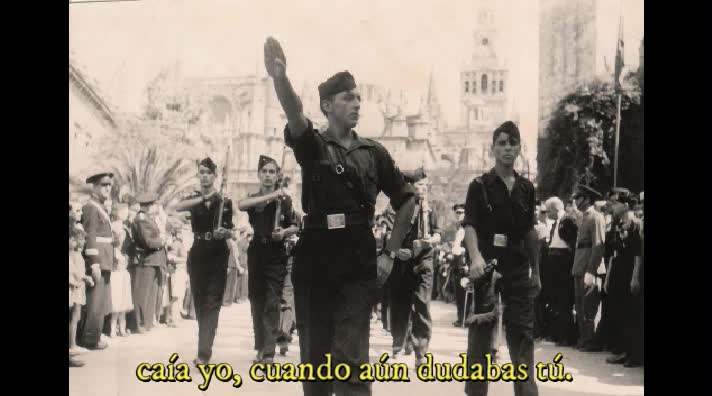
[492, 121, 521, 143]
[611, 187, 633, 204]
[136, 192, 159, 205]
[86, 172, 114, 184]
[453, 203, 466, 212]
[258, 155, 279, 171]
[403, 168, 427, 184]
[318, 71, 357, 101]
[574, 184, 603, 200]
[199, 157, 217, 174]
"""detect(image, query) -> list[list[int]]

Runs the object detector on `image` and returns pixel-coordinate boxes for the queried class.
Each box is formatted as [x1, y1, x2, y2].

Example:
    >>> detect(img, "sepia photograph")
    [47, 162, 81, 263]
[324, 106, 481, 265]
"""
[69, 0, 644, 395]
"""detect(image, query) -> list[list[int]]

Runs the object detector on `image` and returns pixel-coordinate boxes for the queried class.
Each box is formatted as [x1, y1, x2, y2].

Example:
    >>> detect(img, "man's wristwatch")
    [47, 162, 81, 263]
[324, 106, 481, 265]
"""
[382, 249, 396, 259]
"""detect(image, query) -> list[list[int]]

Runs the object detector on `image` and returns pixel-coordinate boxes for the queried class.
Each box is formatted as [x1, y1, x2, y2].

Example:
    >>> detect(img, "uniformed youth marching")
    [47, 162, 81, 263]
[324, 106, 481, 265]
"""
[175, 157, 234, 366]
[389, 169, 441, 366]
[264, 36, 416, 396]
[237, 155, 299, 364]
[130, 192, 168, 333]
[462, 121, 540, 396]
[78, 172, 115, 350]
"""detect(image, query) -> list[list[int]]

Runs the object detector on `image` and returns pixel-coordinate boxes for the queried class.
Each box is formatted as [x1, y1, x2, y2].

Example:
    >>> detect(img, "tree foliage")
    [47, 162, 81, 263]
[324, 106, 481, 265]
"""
[538, 74, 643, 198]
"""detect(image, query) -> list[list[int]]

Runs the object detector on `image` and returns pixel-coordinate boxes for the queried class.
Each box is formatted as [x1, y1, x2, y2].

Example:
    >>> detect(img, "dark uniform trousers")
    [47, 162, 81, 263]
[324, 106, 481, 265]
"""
[466, 268, 538, 396]
[379, 276, 392, 331]
[546, 249, 576, 345]
[606, 255, 642, 361]
[188, 243, 228, 361]
[132, 265, 160, 331]
[574, 275, 600, 347]
[79, 271, 112, 346]
[247, 240, 288, 358]
[278, 259, 296, 345]
[389, 255, 433, 357]
[293, 225, 378, 396]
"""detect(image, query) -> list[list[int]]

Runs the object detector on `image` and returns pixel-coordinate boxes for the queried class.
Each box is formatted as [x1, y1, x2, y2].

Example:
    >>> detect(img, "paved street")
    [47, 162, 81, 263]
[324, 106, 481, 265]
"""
[69, 301, 643, 396]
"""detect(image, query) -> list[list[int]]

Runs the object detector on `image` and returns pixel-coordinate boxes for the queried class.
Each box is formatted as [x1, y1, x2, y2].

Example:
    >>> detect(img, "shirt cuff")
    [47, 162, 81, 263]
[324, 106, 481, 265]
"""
[283, 118, 313, 149]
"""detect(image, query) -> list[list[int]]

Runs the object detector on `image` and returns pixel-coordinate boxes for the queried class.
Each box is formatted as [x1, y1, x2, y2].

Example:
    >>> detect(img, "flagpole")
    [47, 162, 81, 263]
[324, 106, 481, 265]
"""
[613, 5, 624, 189]
[613, 93, 622, 188]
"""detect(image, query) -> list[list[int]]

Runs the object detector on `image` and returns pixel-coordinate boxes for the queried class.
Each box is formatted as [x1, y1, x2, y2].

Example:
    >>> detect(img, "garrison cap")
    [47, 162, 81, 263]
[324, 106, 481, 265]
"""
[318, 71, 357, 101]
[86, 173, 113, 184]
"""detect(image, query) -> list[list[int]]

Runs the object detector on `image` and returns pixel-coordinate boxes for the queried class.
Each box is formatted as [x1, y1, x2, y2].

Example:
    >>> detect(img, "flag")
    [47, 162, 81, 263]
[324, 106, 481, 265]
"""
[614, 15, 625, 91]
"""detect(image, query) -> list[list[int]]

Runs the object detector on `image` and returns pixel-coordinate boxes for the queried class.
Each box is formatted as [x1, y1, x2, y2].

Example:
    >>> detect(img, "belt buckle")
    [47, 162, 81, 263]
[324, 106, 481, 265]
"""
[205, 232, 212, 241]
[261, 237, 269, 244]
[493, 234, 507, 247]
[335, 164, 344, 175]
[326, 213, 346, 230]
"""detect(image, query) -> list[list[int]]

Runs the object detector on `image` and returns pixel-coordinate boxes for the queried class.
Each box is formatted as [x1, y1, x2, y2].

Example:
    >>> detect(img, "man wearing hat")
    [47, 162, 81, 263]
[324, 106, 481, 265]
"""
[78, 173, 115, 350]
[388, 168, 440, 366]
[265, 37, 416, 396]
[451, 203, 472, 327]
[130, 192, 167, 333]
[571, 183, 607, 352]
[460, 121, 540, 396]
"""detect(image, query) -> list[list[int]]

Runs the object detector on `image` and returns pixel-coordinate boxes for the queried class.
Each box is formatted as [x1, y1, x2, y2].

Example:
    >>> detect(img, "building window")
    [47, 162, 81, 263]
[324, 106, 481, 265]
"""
[481, 74, 488, 94]
[474, 107, 478, 120]
[492, 80, 496, 94]
[472, 81, 477, 93]
[499, 81, 504, 92]
[465, 81, 469, 93]
[482, 38, 489, 46]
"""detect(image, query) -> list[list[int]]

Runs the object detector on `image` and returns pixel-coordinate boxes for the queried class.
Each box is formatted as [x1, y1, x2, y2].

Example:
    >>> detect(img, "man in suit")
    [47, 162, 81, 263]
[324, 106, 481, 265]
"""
[544, 196, 578, 346]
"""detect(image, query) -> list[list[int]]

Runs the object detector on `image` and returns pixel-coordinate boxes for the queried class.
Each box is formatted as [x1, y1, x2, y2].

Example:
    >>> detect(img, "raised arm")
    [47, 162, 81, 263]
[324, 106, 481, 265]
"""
[237, 190, 283, 211]
[264, 37, 308, 138]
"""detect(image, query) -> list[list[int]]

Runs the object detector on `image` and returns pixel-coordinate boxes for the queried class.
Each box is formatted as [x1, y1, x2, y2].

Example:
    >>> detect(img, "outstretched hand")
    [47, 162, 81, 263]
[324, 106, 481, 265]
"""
[264, 37, 287, 78]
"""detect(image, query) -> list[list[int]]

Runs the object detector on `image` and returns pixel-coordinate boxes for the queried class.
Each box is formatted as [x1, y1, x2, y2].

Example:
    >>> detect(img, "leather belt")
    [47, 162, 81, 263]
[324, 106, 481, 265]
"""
[548, 248, 570, 256]
[304, 211, 370, 230]
[253, 237, 280, 244]
[576, 242, 592, 249]
[194, 232, 214, 241]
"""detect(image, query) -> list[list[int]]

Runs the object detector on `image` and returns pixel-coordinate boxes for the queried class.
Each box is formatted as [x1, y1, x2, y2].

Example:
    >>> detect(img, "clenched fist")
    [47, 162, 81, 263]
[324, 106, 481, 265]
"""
[264, 37, 287, 78]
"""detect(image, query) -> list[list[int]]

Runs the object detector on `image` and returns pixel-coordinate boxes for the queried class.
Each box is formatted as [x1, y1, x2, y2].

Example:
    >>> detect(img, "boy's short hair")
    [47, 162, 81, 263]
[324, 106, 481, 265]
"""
[492, 121, 521, 144]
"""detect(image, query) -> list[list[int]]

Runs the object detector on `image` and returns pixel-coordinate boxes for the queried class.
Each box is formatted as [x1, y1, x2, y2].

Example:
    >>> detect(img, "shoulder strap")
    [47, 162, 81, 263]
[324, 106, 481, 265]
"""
[323, 143, 372, 212]
[475, 177, 492, 212]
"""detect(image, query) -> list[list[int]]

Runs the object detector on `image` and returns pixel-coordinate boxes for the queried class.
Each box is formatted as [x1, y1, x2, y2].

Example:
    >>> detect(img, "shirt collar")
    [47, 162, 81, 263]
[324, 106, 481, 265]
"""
[484, 167, 522, 187]
[321, 128, 374, 150]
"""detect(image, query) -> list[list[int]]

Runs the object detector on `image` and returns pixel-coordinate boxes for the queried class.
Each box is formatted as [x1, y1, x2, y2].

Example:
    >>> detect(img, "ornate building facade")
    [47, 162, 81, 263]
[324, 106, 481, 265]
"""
[69, 58, 118, 179]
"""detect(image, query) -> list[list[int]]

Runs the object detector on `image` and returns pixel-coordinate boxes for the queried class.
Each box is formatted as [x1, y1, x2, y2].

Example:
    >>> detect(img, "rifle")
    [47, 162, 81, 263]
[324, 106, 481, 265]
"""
[216, 145, 231, 231]
[273, 146, 288, 231]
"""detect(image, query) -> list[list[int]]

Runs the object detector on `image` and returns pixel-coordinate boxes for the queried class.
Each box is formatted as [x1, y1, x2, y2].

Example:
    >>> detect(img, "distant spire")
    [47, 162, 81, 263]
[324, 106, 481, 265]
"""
[510, 97, 520, 126]
[426, 69, 436, 104]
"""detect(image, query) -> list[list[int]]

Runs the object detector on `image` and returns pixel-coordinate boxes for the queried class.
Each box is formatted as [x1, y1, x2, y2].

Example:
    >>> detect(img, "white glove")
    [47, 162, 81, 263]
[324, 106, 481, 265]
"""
[584, 272, 596, 287]
[460, 278, 471, 288]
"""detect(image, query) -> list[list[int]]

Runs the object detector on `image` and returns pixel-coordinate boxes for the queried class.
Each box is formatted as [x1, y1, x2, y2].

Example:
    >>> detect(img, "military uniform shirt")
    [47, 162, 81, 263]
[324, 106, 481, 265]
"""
[246, 194, 296, 239]
[81, 196, 115, 272]
[462, 168, 536, 273]
[284, 118, 412, 215]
